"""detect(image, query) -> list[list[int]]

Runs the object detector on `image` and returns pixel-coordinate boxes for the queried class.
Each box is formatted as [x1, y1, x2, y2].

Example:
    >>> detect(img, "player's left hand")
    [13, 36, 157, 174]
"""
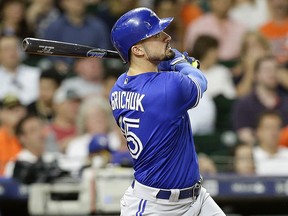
[183, 52, 200, 69]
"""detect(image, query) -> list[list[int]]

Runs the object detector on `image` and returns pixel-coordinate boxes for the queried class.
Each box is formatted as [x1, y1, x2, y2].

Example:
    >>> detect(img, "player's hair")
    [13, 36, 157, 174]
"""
[189, 35, 219, 61]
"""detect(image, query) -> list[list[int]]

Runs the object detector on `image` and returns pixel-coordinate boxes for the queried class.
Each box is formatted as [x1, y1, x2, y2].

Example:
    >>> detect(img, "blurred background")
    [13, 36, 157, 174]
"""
[0, 0, 287, 215]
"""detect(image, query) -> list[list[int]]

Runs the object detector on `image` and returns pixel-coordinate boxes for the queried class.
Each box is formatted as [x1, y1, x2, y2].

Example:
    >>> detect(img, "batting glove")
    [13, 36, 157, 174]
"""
[183, 52, 200, 69]
[158, 49, 200, 71]
[158, 49, 186, 71]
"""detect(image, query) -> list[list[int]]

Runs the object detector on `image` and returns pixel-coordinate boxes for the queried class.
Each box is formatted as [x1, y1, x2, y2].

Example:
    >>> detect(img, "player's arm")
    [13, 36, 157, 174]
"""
[158, 49, 207, 105]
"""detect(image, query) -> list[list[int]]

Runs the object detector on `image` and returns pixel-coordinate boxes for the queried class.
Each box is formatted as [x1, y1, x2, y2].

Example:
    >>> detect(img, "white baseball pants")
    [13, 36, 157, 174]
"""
[120, 181, 226, 216]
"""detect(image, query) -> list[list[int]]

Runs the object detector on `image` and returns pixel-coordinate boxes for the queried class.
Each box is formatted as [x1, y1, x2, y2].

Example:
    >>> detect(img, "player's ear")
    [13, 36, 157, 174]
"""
[131, 44, 144, 58]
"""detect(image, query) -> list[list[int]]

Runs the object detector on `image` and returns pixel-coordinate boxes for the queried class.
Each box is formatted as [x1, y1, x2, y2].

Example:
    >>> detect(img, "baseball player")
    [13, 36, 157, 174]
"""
[110, 7, 225, 216]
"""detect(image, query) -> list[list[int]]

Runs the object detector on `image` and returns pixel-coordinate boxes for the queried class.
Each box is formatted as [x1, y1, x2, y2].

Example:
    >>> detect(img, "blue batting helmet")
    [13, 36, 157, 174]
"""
[111, 7, 173, 63]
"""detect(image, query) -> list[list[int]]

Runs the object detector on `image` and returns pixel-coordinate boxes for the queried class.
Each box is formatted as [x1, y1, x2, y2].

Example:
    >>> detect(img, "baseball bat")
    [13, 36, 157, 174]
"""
[22, 37, 121, 60]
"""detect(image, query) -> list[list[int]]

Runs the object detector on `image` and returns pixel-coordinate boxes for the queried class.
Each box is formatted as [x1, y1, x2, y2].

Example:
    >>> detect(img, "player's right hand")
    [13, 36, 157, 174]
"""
[158, 49, 186, 71]
[158, 49, 200, 71]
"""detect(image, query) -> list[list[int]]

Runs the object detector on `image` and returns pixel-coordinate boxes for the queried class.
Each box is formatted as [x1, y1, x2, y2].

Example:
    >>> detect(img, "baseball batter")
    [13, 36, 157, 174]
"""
[110, 7, 225, 216]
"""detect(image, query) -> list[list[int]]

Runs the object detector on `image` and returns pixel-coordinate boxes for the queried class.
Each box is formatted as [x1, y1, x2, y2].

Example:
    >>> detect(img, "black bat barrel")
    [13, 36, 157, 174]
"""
[22, 38, 121, 59]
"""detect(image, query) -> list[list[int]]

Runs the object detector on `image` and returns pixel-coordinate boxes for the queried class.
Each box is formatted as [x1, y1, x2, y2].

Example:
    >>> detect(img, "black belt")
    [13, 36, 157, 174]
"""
[131, 179, 202, 200]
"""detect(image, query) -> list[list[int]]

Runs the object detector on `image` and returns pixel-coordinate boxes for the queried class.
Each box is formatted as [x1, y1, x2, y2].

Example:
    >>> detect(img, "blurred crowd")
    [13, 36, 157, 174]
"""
[0, 0, 288, 185]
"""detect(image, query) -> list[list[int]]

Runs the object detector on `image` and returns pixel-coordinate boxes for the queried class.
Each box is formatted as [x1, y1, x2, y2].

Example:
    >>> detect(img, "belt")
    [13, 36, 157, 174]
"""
[131, 179, 202, 200]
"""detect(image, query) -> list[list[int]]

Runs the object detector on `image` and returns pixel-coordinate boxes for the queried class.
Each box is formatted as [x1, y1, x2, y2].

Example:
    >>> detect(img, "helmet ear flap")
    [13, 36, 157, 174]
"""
[111, 7, 173, 63]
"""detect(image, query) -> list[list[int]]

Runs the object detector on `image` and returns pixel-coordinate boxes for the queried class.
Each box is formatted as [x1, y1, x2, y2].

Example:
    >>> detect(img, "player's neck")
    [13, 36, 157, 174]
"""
[128, 59, 158, 76]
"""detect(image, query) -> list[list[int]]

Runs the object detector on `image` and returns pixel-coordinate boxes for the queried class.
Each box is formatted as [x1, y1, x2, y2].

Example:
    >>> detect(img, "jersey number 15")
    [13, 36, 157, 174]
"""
[119, 116, 143, 159]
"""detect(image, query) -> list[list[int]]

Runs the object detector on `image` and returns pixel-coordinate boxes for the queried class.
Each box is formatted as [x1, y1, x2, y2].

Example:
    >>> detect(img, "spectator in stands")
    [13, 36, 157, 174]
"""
[277, 61, 288, 95]
[101, 61, 125, 99]
[184, 0, 247, 65]
[279, 87, 288, 148]
[253, 110, 288, 176]
[95, 0, 138, 31]
[27, 67, 64, 123]
[188, 35, 236, 133]
[4, 114, 68, 184]
[0, 0, 33, 40]
[259, 0, 288, 64]
[0, 35, 41, 105]
[75, 133, 115, 175]
[65, 96, 119, 173]
[110, 127, 133, 168]
[279, 126, 288, 148]
[187, 94, 216, 135]
[232, 142, 255, 175]
[180, 0, 203, 30]
[86, 134, 112, 169]
[46, 87, 81, 153]
[279, 125, 288, 148]
[25, 0, 60, 38]
[232, 55, 288, 145]
[190, 35, 236, 99]
[229, 0, 269, 30]
[232, 31, 271, 97]
[0, 94, 26, 175]
[60, 58, 104, 99]
[42, 0, 111, 73]
[198, 153, 218, 175]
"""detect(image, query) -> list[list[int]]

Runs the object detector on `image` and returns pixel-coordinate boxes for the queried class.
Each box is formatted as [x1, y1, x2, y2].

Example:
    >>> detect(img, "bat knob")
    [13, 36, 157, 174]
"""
[22, 38, 31, 51]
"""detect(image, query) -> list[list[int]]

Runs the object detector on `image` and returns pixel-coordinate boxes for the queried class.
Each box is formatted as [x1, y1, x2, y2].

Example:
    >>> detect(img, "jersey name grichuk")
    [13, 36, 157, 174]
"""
[111, 91, 145, 112]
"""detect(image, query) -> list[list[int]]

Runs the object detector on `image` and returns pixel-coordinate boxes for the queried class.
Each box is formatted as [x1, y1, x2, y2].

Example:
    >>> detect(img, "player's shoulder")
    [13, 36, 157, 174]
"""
[153, 71, 184, 79]
[111, 71, 185, 90]
[158, 71, 190, 84]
